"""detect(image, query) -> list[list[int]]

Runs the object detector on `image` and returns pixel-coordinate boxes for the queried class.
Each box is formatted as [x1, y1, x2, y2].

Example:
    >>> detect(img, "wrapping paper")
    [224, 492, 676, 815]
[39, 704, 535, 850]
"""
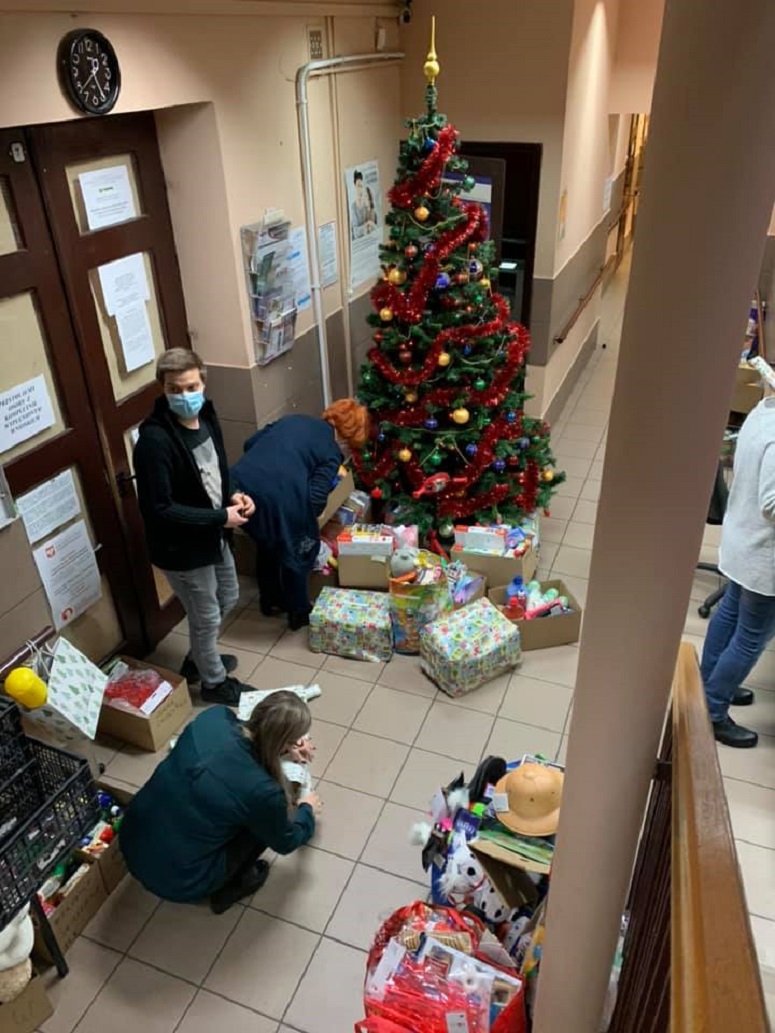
[309, 587, 393, 662]
[420, 598, 521, 696]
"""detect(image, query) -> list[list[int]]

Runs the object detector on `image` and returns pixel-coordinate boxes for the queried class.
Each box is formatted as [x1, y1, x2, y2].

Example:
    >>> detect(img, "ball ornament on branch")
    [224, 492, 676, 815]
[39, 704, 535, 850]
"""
[388, 268, 407, 286]
[398, 447, 412, 462]
[380, 307, 394, 322]
[451, 407, 470, 425]
[414, 204, 430, 222]
[437, 351, 451, 367]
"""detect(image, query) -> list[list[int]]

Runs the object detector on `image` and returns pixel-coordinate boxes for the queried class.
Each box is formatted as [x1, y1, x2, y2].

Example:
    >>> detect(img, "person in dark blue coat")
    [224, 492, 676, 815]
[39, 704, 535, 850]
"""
[119, 692, 322, 914]
[232, 403, 368, 629]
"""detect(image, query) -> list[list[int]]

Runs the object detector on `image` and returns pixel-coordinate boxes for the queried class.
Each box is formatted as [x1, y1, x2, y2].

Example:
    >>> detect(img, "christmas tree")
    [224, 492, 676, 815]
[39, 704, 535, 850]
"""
[350, 21, 563, 547]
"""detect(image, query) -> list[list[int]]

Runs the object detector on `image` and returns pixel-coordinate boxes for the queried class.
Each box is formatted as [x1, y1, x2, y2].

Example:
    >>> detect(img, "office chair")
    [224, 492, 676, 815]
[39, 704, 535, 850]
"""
[697, 462, 729, 619]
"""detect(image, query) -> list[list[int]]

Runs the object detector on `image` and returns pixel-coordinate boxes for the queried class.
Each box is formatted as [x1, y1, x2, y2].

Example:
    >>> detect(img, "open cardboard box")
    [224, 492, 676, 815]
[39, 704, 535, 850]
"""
[470, 838, 545, 909]
[488, 579, 582, 650]
[0, 974, 53, 1033]
[317, 471, 355, 528]
[453, 543, 538, 587]
[731, 362, 763, 415]
[77, 783, 135, 894]
[97, 657, 192, 752]
[32, 860, 107, 964]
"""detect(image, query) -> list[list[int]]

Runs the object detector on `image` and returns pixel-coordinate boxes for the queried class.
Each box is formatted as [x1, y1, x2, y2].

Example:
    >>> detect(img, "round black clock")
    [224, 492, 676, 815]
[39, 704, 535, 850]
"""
[58, 29, 121, 116]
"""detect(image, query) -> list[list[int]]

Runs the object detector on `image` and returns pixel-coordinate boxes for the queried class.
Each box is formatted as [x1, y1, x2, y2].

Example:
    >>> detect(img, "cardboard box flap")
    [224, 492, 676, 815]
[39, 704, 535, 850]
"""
[470, 838, 542, 910]
[317, 471, 355, 529]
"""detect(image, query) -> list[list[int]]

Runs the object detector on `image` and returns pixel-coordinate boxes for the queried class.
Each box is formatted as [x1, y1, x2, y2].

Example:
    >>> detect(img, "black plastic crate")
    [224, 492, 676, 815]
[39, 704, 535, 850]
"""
[0, 733, 100, 927]
[0, 696, 34, 787]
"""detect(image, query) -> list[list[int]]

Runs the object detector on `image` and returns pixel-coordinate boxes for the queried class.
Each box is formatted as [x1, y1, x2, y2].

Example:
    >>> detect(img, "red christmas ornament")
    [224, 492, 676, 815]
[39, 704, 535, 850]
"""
[399, 349, 412, 364]
[405, 244, 419, 259]
[371, 487, 383, 500]
[373, 331, 384, 343]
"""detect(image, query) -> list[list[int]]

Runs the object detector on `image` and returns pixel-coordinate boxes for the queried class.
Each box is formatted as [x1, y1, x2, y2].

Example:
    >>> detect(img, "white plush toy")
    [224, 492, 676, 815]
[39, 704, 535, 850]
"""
[473, 881, 511, 925]
[439, 831, 486, 906]
[0, 905, 34, 1003]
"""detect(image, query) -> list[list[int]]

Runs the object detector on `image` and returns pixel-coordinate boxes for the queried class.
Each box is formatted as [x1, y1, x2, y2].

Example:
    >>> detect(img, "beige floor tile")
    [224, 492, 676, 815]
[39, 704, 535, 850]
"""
[558, 575, 589, 607]
[41, 937, 121, 1033]
[271, 628, 324, 668]
[580, 479, 602, 502]
[74, 958, 195, 1033]
[486, 717, 562, 764]
[724, 778, 775, 850]
[562, 521, 596, 550]
[361, 802, 427, 882]
[147, 631, 189, 672]
[285, 938, 365, 1033]
[556, 735, 568, 764]
[323, 730, 409, 796]
[246, 655, 322, 692]
[129, 900, 242, 984]
[311, 670, 375, 727]
[390, 747, 463, 811]
[521, 644, 579, 688]
[219, 608, 286, 654]
[545, 495, 577, 521]
[552, 544, 592, 579]
[569, 407, 608, 428]
[83, 875, 159, 952]
[353, 684, 432, 743]
[215, 645, 265, 682]
[737, 840, 775, 921]
[254, 845, 354, 932]
[555, 456, 593, 480]
[747, 651, 775, 692]
[205, 910, 318, 1018]
[538, 541, 559, 571]
[501, 674, 572, 732]
[415, 700, 494, 764]
[377, 652, 437, 698]
[751, 914, 775, 975]
[555, 438, 598, 460]
[560, 422, 605, 444]
[308, 719, 347, 777]
[321, 652, 386, 683]
[92, 735, 124, 772]
[327, 863, 427, 950]
[312, 781, 383, 859]
[555, 475, 585, 499]
[718, 735, 775, 790]
[104, 744, 168, 789]
[441, 672, 510, 716]
[541, 517, 568, 544]
[733, 688, 775, 740]
[177, 991, 278, 1033]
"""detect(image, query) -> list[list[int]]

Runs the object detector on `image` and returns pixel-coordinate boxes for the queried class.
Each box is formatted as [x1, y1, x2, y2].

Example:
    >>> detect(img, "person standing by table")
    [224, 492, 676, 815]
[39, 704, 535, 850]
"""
[133, 348, 254, 705]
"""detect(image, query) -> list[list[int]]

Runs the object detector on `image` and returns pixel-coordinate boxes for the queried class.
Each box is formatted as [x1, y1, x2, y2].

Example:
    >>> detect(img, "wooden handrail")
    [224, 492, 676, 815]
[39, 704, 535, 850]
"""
[553, 266, 605, 344]
[671, 642, 768, 1031]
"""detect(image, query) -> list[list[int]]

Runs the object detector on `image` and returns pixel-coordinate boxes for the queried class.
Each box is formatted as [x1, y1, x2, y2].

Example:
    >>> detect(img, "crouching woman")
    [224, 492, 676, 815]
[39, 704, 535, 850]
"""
[119, 692, 322, 913]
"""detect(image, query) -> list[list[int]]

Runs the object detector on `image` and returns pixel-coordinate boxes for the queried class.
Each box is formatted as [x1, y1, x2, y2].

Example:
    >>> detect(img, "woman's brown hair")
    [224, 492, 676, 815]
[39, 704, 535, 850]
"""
[245, 691, 311, 807]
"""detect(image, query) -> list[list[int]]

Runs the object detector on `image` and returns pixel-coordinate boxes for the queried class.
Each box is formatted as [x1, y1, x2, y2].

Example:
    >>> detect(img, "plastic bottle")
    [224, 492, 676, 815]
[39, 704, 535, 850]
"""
[526, 580, 543, 611]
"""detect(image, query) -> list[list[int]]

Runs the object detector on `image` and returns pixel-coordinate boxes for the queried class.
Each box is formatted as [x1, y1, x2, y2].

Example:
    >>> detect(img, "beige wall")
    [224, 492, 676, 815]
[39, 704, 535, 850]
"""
[0, 10, 403, 369]
[609, 0, 665, 114]
[398, 0, 574, 280]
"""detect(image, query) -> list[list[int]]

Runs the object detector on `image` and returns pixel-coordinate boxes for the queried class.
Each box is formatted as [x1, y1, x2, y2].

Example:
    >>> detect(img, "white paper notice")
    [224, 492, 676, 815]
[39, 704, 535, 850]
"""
[97, 252, 150, 317]
[346, 160, 383, 289]
[0, 375, 56, 456]
[289, 226, 312, 311]
[319, 221, 339, 287]
[33, 520, 102, 631]
[115, 301, 155, 372]
[79, 165, 137, 231]
[17, 469, 81, 544]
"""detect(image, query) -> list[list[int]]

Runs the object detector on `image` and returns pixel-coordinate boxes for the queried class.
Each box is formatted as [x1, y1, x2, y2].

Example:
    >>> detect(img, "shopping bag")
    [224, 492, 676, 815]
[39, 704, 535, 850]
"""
[389, 554, 452, 655]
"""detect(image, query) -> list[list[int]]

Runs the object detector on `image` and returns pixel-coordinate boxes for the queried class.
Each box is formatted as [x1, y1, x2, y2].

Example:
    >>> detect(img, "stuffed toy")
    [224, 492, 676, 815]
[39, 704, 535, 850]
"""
[390, 546, 419, 579]
[0, 905, 33, 1003]
[473, 882, 511, 926]
[438, 831, 486, 906]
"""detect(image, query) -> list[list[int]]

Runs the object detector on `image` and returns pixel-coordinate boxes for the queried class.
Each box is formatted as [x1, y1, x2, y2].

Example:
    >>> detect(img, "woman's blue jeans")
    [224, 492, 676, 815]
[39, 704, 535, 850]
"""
[700, 579, 775, 722]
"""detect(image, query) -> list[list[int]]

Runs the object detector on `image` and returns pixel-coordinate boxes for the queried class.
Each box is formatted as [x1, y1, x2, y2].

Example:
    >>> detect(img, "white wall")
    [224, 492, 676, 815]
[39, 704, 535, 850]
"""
[609, 0, 665, 114]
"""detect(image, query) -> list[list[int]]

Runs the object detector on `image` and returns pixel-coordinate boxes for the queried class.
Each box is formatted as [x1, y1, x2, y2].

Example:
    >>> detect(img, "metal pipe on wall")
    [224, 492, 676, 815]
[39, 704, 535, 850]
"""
[295, 50, 404, 407]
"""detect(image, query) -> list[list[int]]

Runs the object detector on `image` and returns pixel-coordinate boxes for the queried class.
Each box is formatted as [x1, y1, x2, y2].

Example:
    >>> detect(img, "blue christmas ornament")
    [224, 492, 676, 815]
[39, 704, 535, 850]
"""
[518, 436, 531, 450]
[435, 272, 451, 290]
[492, 459, 506, 473]
[465, 443, 478, 457]
[423, 137, 436, 152]
[424, 416, 439, 430]
[378, 432, 387, 443]
[506, 411, 517, 423]
[462, 344, 473, 356]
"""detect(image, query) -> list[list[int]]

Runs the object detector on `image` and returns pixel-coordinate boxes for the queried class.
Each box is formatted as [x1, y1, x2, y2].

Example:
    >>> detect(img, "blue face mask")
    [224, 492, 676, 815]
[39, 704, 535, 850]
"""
[167, 391, 205, 420]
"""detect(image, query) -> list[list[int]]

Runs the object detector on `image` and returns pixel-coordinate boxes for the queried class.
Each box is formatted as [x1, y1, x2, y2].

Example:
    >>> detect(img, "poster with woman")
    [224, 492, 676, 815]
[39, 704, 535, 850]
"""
[345, 160, 382, 289]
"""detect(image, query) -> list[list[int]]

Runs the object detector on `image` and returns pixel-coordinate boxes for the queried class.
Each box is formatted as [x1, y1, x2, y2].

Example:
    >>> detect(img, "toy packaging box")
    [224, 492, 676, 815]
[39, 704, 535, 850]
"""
[309, 587, 393, 662]
[420, 598, 521, 697]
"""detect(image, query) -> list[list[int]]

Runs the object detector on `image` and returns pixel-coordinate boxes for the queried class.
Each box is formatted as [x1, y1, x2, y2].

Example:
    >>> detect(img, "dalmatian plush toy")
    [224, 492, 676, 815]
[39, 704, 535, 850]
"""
[438, 831, 487, 906]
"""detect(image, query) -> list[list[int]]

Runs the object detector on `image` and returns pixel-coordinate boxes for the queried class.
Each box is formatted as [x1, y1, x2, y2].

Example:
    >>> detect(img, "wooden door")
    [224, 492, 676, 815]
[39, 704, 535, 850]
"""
[27, 113, 187, 645]
[0, 128, 144, 656]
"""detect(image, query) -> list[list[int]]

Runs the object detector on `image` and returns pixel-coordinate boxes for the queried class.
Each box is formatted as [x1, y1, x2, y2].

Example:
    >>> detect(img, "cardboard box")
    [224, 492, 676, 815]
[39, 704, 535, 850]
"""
[309, 570, 337, 604]
[488, 579, 582, 650]
[730, 378, 762, 415]
[470, 838, 545, 909]
[97, 657, 192, 752]
[78, 783, 135, 894]
[454, 543, 538, 587]
[32, 861, 108, 963]
[317, 471, 355, 529]
[0, 974, 53, 1033]
[337, 553, 391, 590]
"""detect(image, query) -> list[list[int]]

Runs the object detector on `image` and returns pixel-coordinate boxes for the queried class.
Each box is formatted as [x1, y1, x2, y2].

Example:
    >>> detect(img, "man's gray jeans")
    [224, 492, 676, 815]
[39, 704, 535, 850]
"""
[164, 545, 240, 688]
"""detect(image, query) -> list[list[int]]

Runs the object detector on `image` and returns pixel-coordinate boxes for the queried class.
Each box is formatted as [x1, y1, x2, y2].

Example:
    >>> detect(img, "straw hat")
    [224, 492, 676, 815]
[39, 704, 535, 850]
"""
[493, 763, 564, 838]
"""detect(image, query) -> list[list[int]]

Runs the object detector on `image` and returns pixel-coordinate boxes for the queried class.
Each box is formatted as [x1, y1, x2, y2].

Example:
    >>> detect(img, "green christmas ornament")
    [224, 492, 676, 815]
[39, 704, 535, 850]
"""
[428, 451, 443, 468]
[473, 377, 486, 391]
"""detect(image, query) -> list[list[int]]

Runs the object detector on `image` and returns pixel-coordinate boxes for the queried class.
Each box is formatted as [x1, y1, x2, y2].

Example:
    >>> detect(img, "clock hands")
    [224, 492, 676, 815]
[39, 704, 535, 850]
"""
[80, 56, 106, 102]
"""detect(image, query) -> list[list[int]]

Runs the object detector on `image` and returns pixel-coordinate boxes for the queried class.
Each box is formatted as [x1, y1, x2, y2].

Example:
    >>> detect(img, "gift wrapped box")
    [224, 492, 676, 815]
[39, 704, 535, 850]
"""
[420, 598, 521, 697]
[309, 587, 393, 662]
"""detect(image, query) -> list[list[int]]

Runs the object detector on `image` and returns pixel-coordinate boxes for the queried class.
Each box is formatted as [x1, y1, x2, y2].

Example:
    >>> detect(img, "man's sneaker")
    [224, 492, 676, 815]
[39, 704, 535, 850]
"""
[210, 860, 270, 914]
[201, 675, 251, 707]
[731, 687, 755, 707]
[712, 716, 758, 749]
[180, 653, 238, 684]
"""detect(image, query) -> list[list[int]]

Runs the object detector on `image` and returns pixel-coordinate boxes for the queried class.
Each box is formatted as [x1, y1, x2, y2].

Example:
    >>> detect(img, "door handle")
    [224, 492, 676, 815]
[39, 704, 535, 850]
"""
[115, 471, 136, 497]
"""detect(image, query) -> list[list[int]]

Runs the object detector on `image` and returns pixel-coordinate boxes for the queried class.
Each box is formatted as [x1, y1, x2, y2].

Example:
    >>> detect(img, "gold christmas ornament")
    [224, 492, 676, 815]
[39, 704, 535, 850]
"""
[437, 351, 451, 367]
[405, 390, 419, 404]
[542, 468, 555, 482]
[414, 205, 430, 223]
[480, 277, 491, 289]
[451, 407, 470, 425]
[379, 307, 394, 322]
[398, 447, 412, 462]
[423, 16, 440, 86]
[388, 267, 407, 286]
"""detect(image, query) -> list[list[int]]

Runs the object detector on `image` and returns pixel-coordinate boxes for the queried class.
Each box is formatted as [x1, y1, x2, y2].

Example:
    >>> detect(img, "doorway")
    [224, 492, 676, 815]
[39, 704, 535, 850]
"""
[0, 111, 190, 659]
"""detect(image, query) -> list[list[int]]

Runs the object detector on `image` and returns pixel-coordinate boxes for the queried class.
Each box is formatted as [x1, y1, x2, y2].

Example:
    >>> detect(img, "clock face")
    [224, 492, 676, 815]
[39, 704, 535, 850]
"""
[58, 30, 121, 116]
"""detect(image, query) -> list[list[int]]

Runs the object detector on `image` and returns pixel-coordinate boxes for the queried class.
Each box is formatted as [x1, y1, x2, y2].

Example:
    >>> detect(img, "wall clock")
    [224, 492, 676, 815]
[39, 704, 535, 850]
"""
[58, 29, 121, 116]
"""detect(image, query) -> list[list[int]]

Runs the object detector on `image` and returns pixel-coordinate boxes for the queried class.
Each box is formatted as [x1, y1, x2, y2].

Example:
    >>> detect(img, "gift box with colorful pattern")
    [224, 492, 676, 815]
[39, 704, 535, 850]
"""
[309, 587, 393, 662]
[419, 597, 521, 696]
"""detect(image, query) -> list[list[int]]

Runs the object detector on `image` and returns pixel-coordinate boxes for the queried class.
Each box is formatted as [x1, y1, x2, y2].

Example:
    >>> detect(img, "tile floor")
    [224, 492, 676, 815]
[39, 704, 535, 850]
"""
[40, 257, 775, 1030]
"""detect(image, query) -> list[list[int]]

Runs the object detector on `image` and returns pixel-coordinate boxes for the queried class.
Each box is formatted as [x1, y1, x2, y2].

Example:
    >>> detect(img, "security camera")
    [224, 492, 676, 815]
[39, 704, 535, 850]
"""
[399, 1, 413, 25]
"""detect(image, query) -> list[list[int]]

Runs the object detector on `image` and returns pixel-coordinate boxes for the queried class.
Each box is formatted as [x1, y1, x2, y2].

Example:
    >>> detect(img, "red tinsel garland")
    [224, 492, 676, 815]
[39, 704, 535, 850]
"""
[388, 125, 459, 209]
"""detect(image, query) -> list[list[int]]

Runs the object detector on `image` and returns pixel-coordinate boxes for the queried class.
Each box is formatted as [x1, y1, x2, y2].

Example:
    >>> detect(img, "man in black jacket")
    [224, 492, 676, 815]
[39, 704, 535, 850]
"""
[134, 349, 255, 705]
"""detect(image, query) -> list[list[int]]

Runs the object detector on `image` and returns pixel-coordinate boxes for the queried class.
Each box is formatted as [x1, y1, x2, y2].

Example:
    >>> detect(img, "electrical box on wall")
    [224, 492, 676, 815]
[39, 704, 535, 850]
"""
[307, 27, 325, 61]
